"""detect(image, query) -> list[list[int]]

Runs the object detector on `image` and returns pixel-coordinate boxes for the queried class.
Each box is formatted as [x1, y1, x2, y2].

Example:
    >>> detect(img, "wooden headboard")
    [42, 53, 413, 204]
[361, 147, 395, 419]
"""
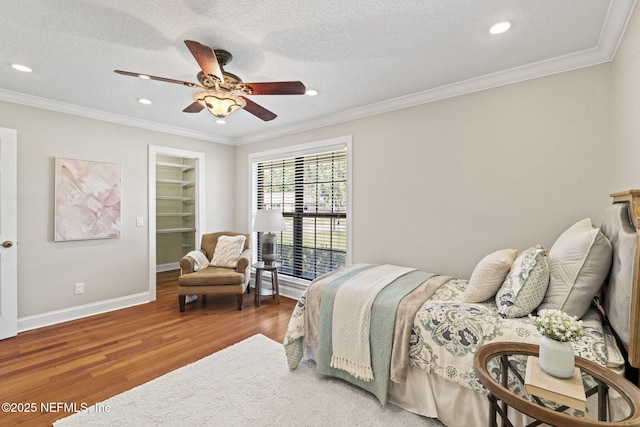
[602, 190, 640, 372]
[611, 190, 640, 230]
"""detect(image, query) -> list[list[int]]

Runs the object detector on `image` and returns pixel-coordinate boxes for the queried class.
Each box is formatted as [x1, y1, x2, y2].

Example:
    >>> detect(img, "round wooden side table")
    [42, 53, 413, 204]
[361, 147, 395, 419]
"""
[253, 261, 280, 307]
[473, 342, 640, 427]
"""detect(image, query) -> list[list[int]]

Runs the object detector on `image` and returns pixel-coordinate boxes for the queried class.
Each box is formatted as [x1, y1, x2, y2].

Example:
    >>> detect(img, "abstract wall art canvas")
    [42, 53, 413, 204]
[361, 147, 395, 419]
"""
[54, 158, 121, 241]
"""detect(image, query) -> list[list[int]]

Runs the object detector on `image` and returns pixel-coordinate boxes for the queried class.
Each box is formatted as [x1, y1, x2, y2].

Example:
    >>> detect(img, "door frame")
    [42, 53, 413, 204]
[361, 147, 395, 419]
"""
[0, 128, 17, 339]
[148, 145, 205, 299]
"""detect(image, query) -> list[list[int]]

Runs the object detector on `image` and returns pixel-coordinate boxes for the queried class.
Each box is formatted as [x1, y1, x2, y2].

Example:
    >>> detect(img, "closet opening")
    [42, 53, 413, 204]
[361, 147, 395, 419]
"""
[148, 145, 205, 299]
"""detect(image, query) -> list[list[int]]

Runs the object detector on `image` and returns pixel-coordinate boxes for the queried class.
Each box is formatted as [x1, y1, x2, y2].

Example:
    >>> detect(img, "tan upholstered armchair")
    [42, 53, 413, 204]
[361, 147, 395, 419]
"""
[178, 231, 251, 312]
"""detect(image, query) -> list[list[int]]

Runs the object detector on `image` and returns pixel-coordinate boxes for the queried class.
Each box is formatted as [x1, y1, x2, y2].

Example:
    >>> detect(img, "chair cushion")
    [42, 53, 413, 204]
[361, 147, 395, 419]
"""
[179, 266, 245, 286]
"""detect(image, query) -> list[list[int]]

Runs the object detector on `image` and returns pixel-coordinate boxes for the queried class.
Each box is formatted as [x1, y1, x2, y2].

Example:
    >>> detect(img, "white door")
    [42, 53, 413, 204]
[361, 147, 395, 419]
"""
[0, 128, 17, 339]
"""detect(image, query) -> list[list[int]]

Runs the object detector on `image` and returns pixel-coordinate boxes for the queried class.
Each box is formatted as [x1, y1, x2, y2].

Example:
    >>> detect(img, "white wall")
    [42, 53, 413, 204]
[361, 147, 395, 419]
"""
[0, 101, 236, 320]
[613, 3, 640, 190]
[235, 65, 612, 279]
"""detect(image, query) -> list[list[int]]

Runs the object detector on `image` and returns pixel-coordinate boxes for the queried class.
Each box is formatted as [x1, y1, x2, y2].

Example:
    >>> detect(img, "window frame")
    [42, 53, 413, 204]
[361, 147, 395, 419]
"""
[248, 136, 352, 282]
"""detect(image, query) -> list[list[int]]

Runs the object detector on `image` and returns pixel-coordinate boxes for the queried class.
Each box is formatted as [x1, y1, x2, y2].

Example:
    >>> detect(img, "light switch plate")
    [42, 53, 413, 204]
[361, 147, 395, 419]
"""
[136, 216, 144, 227]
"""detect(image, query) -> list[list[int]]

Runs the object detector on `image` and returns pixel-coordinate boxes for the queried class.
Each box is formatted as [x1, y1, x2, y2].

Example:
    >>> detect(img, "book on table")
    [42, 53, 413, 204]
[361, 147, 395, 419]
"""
[524, 355, 587, 411]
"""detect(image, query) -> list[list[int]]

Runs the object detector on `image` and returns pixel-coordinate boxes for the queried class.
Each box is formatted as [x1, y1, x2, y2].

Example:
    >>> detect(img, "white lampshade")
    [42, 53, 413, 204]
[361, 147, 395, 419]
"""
[252, 209, 286, 232]
[253, 210, 285, 264]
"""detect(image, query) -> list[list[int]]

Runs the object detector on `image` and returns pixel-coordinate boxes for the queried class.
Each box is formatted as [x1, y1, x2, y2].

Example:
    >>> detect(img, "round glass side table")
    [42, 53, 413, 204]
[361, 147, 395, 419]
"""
[473, 342, 640, 427]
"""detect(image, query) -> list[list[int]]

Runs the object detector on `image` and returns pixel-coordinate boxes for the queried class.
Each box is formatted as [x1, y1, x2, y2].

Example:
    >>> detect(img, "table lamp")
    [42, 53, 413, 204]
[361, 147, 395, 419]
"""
[252, 209, 286, 264]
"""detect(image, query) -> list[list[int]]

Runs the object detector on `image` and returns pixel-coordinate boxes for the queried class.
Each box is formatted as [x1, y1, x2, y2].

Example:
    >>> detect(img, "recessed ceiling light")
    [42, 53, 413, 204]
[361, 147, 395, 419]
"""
[11, 64, 32, 73]
[489, 21, 512, 35]
[305, 89, 318, 96]
[138, 98, 152, 105]
[216, 119, 226, 125]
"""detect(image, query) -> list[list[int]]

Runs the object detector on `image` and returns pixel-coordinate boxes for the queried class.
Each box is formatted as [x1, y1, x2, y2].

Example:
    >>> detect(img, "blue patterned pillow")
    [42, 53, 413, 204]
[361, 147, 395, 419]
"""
[495, 245, 549, 318]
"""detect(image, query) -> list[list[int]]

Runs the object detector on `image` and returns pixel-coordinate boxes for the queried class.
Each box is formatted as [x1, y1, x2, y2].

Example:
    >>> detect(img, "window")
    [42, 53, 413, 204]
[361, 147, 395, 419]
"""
[251, 137, 351, 281]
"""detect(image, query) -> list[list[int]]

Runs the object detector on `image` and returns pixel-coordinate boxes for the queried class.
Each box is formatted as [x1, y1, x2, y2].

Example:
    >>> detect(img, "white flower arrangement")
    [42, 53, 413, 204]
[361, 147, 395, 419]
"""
[531, 309, 583, 342]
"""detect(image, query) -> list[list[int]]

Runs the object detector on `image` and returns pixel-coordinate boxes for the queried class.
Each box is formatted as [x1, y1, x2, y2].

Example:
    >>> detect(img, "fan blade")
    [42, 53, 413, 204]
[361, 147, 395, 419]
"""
[183, 102, 204, 113]
[184, 40, 224, 82]
[239, 81, 306, 95]
[240, 96, 277, 121]
[114, 70, 202, 88]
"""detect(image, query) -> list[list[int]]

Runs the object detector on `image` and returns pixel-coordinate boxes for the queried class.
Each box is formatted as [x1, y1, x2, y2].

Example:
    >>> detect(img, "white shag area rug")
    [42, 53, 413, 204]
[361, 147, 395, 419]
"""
[54, 334, 443, 426]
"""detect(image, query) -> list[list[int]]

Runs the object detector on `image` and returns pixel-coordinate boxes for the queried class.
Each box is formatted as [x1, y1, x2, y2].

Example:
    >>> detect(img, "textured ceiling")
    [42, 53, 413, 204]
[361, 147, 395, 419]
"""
[0, 0, 636, 145]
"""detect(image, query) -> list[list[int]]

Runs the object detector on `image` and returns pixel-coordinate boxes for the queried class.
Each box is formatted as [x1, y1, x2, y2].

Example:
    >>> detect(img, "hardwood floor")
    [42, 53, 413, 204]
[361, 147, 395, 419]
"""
[0, 270, 297, 426]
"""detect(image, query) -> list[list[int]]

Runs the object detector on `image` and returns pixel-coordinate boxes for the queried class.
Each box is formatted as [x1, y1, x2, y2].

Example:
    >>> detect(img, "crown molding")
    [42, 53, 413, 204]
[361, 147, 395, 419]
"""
[0, 39, 618, 149]
[234, 0, 637, 145]
[0, 89, 234, 145]
[601, 0, 638, 57]
[235, 52, 605, 145]
[1, 0, 635, 147]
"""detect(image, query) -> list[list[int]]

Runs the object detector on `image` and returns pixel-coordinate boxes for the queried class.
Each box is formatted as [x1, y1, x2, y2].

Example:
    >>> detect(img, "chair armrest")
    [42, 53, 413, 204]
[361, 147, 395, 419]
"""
[236, 248, 251, 274]
[179, 250, 206, 274]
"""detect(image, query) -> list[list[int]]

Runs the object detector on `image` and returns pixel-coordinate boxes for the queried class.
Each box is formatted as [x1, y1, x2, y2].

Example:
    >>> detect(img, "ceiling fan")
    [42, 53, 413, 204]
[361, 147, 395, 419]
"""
[115, 40, 306, 121]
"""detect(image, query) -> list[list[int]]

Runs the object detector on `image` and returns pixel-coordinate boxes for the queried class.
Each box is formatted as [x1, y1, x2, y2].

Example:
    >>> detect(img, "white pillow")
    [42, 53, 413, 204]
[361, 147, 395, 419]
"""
[496, 245, 549, 318]
[462, 249, 518, 303]
[538, 218, 612, 318]
[210, 235, 246, 268]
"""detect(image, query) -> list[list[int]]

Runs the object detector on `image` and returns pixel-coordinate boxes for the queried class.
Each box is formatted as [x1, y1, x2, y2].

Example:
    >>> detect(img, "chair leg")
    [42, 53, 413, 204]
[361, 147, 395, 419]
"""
[178, 295, 186, 312]
[236, 294, 243, 310]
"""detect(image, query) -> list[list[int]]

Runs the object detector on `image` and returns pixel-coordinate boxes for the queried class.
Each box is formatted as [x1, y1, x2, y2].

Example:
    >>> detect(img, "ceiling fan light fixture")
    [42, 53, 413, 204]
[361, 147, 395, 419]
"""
[116, 40, 305, 122]
[194, 90, 246, 118]
[305, 89, 318, 96]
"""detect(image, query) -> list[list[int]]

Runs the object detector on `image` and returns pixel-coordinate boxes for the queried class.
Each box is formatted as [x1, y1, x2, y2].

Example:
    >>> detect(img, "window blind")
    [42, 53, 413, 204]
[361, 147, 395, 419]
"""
[255, 148, 348, 280]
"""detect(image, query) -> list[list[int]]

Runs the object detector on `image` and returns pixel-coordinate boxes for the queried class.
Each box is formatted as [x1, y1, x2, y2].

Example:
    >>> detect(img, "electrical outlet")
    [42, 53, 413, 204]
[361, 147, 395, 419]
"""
[74, 283, 84, 295]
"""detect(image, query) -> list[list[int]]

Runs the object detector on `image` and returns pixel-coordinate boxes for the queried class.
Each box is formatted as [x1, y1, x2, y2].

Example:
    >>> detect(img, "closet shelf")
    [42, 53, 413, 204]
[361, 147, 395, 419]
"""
[156, 196, 194, 201]
[156, 227, 196, 234]
[156, 161, 195, 172]
[156, 155, 197, 270]
[156, 212, 195, 217]
[156, 178, 194, 187]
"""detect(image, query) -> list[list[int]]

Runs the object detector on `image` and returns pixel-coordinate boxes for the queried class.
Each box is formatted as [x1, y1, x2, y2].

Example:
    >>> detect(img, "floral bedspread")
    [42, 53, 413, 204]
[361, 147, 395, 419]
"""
[284, 277, 608, 397]
[408, 278, 606, 394]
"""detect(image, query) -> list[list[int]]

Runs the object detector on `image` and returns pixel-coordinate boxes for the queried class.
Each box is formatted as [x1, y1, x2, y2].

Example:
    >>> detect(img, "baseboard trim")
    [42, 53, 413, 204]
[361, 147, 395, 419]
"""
[279, 282, 304, 300]
[17, 292, 151, 333]
[157, 262, 179, 272]
[250, 272, 306, 301]
[18, 274, 304, 333]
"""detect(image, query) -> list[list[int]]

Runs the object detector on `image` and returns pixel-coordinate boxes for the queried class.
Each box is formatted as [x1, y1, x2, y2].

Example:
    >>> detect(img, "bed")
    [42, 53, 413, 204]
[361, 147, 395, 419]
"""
[283, 190, 640, 426]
